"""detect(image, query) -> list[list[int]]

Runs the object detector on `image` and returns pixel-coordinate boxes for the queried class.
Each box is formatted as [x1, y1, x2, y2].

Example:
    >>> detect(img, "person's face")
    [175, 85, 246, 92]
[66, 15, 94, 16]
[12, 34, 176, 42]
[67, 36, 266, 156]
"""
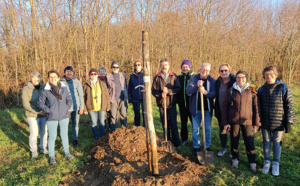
[99, 70, 106, 77]
[199, 65, 210, 79]
[65, 70, 73, 79]
[264, 70, 277, 84]
[236, 74, 247, 87]
[90, 72, 98, 81]
[219, 65, 230, 79]
[181, 64, 190, 74]
[134, 62, 142, 72]
[112, 65, 119, 73]
[160, 61, 170, 74]
[49, 73, 59, 85]
[31, 76, 40, 86]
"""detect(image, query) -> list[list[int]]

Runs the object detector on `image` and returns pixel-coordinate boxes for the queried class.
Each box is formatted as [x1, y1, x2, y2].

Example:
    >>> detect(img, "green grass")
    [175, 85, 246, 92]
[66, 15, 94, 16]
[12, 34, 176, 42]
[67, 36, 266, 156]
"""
[0, 87, 299, 185]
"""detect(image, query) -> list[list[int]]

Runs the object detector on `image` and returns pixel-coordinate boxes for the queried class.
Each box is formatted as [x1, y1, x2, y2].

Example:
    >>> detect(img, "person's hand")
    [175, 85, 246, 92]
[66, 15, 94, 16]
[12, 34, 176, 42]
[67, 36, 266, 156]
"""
[78, 109, 84, 115]
[38, 111, 45, 116]
[253, 126, 259, 133]
[221, 124, 230, 134]
[162, 92, 166, 98]
[84, 111, 88, 115]
[163, 87, 168, 94]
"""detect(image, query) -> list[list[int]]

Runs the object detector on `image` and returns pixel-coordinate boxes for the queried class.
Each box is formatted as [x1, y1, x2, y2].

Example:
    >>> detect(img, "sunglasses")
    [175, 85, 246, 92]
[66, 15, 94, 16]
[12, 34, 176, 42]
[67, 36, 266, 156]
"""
[90, 73, 97, 76]
[220, 69, 228, 73]
[135, 64, 141, 67]
[112, 66, 119, 69]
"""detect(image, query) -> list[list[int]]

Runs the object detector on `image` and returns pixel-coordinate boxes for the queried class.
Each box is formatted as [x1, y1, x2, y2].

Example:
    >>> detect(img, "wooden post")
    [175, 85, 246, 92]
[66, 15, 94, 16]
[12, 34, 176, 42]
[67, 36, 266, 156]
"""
[143, 84, 152, 171]
[142, 31, 159, 176]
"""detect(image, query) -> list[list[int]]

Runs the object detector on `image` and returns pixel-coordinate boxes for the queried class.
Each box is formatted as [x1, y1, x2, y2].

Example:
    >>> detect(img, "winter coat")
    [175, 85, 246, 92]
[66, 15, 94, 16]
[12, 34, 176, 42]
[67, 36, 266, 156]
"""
[128, 71, 144, 102]
[186, 74, 216, 117]
[38, 82, 72, 121]
[106, 72, 128, 103]
[22, 82, 46, 118]
[152, 71, 181, 108]
[221, 82, 261, 127]
[214, 74, 236, 120]
[258, 79, 295, 132]
[60, 75, 84, 112]
[83, 80, 110, 112]
[176, 71, 194, 109]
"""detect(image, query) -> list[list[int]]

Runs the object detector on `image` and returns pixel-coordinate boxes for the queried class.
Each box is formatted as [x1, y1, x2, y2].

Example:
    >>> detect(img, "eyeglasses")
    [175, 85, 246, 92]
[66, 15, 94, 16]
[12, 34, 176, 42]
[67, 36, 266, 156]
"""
[90, 73, 97, 76]
[112, 66, 119, 69]
[220, 69, 228, 73]
[135, 64, 141, 67]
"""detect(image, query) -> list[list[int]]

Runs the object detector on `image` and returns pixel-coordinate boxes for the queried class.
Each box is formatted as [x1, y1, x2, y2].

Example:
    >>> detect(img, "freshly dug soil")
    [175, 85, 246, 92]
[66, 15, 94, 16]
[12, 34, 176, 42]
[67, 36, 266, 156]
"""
[63, 126, 207, 185]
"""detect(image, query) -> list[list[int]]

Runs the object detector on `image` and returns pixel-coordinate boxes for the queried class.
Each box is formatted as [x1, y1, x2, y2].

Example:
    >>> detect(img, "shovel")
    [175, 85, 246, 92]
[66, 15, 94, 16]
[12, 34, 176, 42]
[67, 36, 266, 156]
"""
[197, 80, 213, 164]
[161, 95, 172, 152]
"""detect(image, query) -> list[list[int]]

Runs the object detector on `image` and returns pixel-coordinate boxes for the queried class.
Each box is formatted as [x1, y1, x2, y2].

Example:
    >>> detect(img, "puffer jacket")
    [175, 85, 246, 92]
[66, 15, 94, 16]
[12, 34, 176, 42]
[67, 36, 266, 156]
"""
[38, 82, 72, 121]
[22, 82, 45, 118]
[152, 71, 181, 108]
[258, 79, 295, 131]
[214, 74, 235, 121]
[221, 82, 261, 127]
[128, 70, 144, 102]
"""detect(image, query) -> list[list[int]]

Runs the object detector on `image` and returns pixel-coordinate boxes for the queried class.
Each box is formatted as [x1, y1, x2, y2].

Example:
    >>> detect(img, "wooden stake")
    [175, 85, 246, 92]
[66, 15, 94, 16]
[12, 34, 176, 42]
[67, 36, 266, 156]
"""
[142, 31, 159, 176]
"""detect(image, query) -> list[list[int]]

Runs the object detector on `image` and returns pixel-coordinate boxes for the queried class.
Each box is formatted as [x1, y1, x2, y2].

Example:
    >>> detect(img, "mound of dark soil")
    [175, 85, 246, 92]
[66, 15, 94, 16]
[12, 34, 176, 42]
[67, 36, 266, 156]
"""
[63, 126, 207, 185]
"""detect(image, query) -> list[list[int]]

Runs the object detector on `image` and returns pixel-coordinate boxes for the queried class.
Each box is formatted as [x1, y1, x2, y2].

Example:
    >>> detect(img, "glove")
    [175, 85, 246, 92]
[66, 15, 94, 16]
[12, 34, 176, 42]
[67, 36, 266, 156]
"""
[285, 123, 292, 133]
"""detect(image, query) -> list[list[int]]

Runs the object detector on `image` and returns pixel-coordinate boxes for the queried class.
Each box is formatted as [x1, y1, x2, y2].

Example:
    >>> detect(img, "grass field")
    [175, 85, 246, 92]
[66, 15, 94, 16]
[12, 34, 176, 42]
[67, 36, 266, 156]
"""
[0, 87, 299, 185]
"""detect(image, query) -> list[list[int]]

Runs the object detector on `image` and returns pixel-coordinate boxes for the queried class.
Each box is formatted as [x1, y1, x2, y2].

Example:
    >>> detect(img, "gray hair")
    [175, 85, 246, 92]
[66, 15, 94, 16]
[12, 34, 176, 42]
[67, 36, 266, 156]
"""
[30, 72, 41, 79]
[200, 62, 211, 69]
[99, 67, 106, 73]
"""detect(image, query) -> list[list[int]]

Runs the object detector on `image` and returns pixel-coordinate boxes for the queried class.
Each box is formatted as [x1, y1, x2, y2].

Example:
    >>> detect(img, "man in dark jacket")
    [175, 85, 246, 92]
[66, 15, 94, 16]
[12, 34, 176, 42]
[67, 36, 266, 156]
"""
[186, 62, 216, 156]
[214, 64, 235, 156]
[128, 60, 144, 126]
[258, 66, 295, 176]
[152, 57, 181, 147]
[177, 60, 194, 145]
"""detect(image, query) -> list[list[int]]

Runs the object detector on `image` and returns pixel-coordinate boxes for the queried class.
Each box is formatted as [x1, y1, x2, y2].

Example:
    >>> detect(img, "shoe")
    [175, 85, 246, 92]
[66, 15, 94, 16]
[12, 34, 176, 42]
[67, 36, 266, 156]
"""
[181, 140, 188, 146]
[217, 148, 227, 156]
[73, 140, 78, 147]
[65, 153, 74, 160]
[50, 156, 56, 165]
[250, 163, 257, 172]
[262, 160, 271, 174]
[232, 159, 239, 168]
[32, 151, 38, 158]
[206, 147, 212, 151]
[272, 161, 279, 176]
[40, 149, 49, 155]
[193, 148, 199, 156]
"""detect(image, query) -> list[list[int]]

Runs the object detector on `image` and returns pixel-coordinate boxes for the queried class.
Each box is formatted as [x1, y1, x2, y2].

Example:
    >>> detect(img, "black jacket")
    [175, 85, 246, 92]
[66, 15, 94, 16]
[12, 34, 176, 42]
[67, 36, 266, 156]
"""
[176, 71, 194, 109]
[258, 79, 295, 132]
[152, 71, 181, 108]
[214, 74, 235, 121]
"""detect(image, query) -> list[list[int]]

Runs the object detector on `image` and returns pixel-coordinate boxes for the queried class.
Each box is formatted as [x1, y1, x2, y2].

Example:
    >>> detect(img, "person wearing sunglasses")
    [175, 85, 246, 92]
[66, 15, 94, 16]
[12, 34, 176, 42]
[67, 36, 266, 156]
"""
[38, 70, 74, 165]
[106, 61, 128, 131]
[83, 68, 110, 142]
[214, 64, 235, 157]
[128, 60, 145, 126]
[60, 66, 84, 147]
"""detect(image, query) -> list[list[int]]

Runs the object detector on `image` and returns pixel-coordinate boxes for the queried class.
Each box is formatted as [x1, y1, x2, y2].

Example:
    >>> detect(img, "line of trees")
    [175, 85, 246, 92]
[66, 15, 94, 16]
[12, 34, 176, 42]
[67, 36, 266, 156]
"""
[0, 0, 299, 109]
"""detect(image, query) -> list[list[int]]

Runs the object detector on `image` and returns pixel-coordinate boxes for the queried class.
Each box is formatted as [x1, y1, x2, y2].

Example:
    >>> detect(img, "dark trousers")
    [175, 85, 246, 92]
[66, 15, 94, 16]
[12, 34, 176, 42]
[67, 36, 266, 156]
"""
[159, 106, 181, 147]
[230, 124, 256, 163]
[218, 118, 229, 149]
[179, 105, 192, 141]
[132, 99, 145, 127]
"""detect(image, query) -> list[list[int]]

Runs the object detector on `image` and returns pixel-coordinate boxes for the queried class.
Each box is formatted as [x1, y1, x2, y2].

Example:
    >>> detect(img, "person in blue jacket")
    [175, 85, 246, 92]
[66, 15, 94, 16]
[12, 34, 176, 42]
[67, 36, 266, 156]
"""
[128, 60, 144, 126]
[38, 70, 74, 165]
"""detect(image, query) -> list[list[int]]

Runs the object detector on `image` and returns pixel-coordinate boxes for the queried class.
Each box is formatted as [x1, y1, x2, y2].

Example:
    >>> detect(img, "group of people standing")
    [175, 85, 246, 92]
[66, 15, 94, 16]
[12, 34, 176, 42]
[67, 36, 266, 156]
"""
[22, 58, 295, 177]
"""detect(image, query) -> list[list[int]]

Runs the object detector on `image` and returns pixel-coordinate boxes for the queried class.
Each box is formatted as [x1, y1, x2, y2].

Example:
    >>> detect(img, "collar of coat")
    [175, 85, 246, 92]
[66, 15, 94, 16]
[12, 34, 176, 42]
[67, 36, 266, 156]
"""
[180, 71, 194, 76]
[157, 70, 174, 77]
[133, 70, 144, 77]
[44, 82, 66, 90]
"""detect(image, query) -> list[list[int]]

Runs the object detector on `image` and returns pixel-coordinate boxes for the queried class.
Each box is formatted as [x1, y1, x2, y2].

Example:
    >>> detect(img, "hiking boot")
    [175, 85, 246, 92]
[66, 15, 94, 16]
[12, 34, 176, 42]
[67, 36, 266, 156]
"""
[193, 148, 200, 156]
[181, 140, 188, 146]
[262, 160, 271, 174]
[32, 151, 38, 158]
[272, 161, 279, 176]
[250, 163, 257, 173]
[40, 149, 48, 155]
[65, 153, 74, 160]
[232, 159, 239, 168]
[73, 140, 78, 147]
[217, 148, 227, 157]
[49, 156, 56, 165]
[206, 147, 212, 151]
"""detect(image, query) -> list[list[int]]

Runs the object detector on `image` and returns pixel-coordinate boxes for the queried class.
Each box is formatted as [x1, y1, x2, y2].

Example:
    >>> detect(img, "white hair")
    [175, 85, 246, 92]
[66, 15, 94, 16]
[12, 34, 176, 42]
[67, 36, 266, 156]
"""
[200, 62, 211, 69]
[30, 72, 41, 79]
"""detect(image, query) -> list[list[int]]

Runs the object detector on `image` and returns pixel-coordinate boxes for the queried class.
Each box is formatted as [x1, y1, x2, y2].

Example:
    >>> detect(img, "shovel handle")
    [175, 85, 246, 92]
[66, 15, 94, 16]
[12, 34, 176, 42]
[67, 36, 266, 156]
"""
[164, 95, 167, 141]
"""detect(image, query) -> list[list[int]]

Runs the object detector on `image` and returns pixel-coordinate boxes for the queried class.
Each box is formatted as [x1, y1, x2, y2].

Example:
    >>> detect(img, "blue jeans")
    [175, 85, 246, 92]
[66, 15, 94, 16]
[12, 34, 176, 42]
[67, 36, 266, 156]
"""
[27, 117, 47, 152]
[132, 99, 144, 126]
[262, 129, 283, 162]
[192, 110, 212, 149]
[70, 111, 80, 141]
[47, 118, 70, 157]
[89, 110, 106, 139]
